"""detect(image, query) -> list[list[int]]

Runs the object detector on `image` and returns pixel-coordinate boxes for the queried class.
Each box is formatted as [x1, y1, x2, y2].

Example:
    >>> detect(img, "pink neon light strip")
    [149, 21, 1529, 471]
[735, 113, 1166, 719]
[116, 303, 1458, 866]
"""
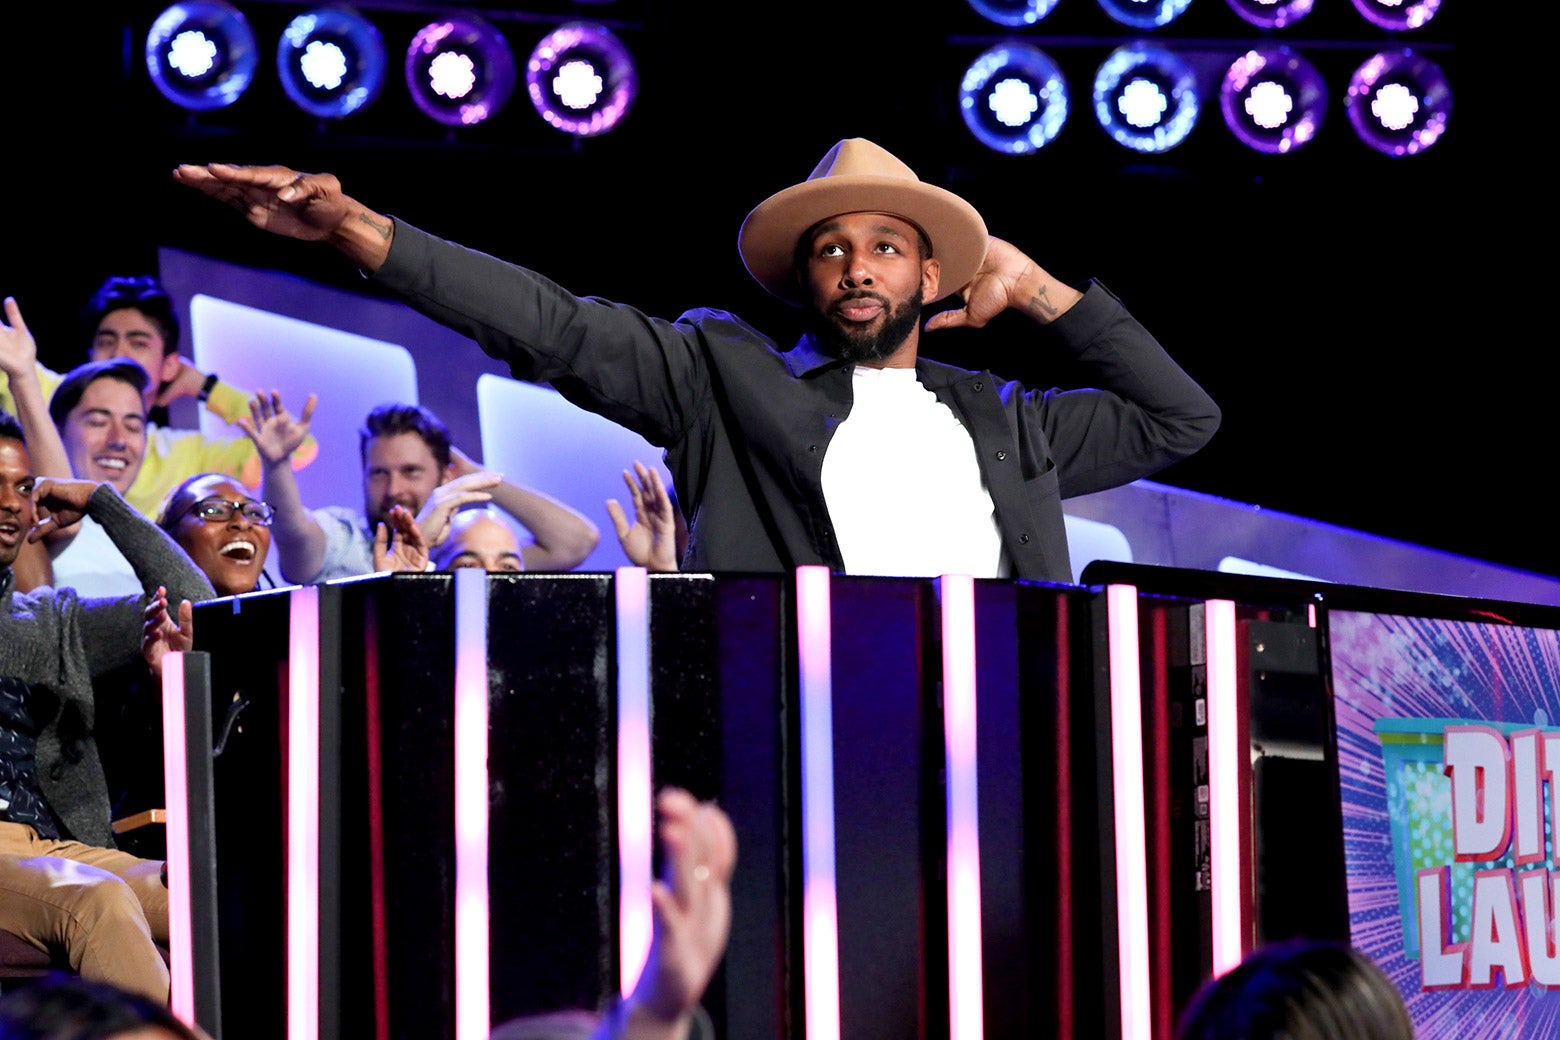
[161, 652, 195, 1025]
[1203, 598, 1243, 975]
[940, 575, 984, 1040]
[615, 567, 654, 997]
[453, 568, 491, 1040]
[796, 565, 841, 1040]
[287, 587, 321, 1040]
[1105, 584, 1151, 1040]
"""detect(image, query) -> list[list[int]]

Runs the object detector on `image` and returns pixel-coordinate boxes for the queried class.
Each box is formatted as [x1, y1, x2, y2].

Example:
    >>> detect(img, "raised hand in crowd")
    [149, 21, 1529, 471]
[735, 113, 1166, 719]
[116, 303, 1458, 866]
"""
[414, 465, 499, 548]
[29, 477, 108, 541]
[0, 296, 39, 384]
[606, 462, 679, 573]
[142, 584, 195, 680]
[1, 296, 71, 480]
[237, 389, 317, 467]
[594, 788, 737, 1040]
[373, 503, 430, 574]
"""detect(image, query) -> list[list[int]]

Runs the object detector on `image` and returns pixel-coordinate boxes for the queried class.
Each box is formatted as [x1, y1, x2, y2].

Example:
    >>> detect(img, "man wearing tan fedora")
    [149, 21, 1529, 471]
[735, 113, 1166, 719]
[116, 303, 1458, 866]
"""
[175, 139, 1219, 582]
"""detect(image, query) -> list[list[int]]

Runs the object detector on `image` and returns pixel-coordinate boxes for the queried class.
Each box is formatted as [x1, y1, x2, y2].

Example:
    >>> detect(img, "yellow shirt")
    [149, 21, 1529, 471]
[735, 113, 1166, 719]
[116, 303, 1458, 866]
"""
[0, 363, 319, 521]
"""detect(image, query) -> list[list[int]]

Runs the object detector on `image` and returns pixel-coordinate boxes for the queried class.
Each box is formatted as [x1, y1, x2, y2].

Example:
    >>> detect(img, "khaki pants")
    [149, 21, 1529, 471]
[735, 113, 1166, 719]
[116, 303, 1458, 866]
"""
[0, 820, 169, 1004]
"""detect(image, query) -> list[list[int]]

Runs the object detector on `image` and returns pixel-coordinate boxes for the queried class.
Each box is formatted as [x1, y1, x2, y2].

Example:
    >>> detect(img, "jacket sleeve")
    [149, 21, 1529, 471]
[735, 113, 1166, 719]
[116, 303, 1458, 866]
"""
[1024, 280, 1220, 499]
[371, 220, 715, 449]
[77, 485, 216, 676]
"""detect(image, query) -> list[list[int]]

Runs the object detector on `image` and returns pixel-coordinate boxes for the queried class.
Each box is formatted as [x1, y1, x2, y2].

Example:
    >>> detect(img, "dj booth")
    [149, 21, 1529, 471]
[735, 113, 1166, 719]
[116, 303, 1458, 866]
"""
[154, 564, 1560, 1040]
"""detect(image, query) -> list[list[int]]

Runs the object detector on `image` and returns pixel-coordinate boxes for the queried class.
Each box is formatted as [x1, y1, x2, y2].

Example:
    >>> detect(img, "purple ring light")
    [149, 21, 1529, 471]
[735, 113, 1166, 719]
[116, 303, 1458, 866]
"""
[1097, 0, 1194, 30]
[959, 43, 1070, 155]
[1345, 49, 1451, 157]
[277, 6, 386, 119]
[1220, 47, 1326, 154]
[526, 22, 638, 137]
[404, 15, 515, 127]
[145, 1, 257, 111]
[1350, 0, 1441, 31]
[967, 0, 1063, 27]
[1093, 43, 1200, 154]
[1224, 0, 1314, 29]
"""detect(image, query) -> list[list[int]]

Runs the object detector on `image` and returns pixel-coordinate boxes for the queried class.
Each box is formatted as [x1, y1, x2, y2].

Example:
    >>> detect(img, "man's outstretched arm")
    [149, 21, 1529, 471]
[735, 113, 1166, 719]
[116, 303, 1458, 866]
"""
[174, 163, 396, 274]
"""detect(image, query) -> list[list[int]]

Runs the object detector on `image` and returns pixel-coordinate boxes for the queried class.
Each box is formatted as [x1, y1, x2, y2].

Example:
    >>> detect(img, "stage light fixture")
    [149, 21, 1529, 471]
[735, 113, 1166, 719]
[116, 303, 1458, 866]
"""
[525, 22, 639, 137]
[1093, 43, 1200, 153]
[276, 6, 386, 119]
[1224, 0, 1314, 29]
[145, 0, 258, 111]
[959, 44, 1070, 155]
[405, 14, 516, 127]
[966, 0, 1062, 27]
[1345, 49, 1450, 157]
[1219, 47, 1326, 154]
[1097, 0, 1193, 30]
[1349, 0, 1440, 31]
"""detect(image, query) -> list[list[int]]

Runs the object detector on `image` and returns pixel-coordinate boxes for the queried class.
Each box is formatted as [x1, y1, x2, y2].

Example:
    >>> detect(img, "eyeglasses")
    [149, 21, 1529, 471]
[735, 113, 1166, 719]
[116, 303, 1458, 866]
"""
[176, 497, 275, 526]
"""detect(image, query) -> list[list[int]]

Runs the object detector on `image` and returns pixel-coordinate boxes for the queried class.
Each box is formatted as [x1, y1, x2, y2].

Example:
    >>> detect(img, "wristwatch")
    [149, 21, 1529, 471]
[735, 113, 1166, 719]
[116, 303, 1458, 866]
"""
[198, 371, 219, 403]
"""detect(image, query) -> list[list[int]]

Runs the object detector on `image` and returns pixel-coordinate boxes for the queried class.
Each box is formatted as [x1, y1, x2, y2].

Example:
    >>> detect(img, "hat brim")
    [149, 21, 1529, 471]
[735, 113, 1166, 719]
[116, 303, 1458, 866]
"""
[738, 175, 988, 306]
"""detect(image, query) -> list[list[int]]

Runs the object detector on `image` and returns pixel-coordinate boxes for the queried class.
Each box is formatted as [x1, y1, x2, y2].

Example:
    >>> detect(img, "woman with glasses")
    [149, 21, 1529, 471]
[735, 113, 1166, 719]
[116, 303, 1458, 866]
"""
[155, 473, 274, 597]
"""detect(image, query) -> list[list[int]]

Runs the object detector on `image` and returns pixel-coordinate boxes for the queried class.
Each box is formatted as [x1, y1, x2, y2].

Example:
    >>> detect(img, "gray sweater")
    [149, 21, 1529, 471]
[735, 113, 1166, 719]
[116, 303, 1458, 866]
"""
[0, 485, 214, 847]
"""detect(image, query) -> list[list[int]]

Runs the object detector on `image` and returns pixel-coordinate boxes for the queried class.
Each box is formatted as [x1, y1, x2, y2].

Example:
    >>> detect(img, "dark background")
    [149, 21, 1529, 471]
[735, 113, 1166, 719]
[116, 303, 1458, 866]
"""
[5, 1, 1526, 577]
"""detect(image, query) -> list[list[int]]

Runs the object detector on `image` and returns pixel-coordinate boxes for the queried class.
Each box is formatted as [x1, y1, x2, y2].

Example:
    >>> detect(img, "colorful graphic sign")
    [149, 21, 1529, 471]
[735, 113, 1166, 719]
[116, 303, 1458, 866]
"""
[1331, 610, 1560, 1038]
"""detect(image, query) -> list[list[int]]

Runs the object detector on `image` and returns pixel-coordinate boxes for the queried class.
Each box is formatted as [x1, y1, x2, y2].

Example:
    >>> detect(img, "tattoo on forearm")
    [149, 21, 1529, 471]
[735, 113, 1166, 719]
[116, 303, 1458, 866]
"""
[1028, 284, 1060, 322]
[358, 212, 392, 241]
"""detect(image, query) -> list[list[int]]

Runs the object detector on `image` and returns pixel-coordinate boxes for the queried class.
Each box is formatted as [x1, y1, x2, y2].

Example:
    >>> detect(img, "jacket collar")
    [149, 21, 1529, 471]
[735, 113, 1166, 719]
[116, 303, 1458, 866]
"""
[782, 334, 983, 390]
[782, 334, 846, 378]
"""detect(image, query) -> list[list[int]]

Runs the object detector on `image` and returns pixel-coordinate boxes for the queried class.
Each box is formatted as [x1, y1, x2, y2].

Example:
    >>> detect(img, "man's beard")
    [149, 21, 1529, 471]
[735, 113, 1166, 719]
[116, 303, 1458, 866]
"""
[808, 287, 924, 364]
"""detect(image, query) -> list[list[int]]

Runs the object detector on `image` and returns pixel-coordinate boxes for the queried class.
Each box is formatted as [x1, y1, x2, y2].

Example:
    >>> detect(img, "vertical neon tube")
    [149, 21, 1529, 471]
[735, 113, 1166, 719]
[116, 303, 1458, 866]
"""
[616, 566, 654, 997]
[1203, 598, 1243, 975]
[797, 565, 841, 1040]
[287, 587, 320, 1040]
[161, 652, 195, 1025]
[940, 575, 984, 1040]
[454, 568, 491, 1040]
[1105, 584, 1151, 1040]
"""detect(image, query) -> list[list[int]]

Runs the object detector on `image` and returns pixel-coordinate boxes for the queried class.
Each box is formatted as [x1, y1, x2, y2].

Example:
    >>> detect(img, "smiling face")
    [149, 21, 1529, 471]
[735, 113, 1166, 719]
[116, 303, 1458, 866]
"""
[0, 438, 37, 572]
[88, 307, 179, 406]
[165, 476, 272, 596]
[799, 211, 939, 367]
[60, 375, 147, 493]
[363, 431, 448, 528]
[89, 305, 180, 405]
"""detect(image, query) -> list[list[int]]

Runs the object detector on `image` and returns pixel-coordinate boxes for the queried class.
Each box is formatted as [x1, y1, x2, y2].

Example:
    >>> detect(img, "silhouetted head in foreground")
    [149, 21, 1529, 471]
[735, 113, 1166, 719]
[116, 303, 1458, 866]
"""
[1175, 940, 1415, 1040]
[0, 973, 208, 1040]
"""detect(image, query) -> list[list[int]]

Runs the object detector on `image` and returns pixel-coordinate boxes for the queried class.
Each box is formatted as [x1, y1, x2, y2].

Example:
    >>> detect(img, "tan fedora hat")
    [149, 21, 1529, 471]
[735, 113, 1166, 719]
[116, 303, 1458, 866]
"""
[738, 138, 989, 306]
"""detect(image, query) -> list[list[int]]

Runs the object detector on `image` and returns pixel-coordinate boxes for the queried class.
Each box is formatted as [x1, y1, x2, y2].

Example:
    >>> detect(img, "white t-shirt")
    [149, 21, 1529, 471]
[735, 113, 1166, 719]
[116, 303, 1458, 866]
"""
[820, 365, 1007, 578]
[47, 515, 142, 598]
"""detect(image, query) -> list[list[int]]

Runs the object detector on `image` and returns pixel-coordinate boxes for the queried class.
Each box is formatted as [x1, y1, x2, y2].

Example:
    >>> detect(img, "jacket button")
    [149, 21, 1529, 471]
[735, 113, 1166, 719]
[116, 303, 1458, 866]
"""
[808, 444, 817, 453]
[995, 450, 1007, 461]
[973, 381, 984, 392]
[1020, 533, 1030, 544]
